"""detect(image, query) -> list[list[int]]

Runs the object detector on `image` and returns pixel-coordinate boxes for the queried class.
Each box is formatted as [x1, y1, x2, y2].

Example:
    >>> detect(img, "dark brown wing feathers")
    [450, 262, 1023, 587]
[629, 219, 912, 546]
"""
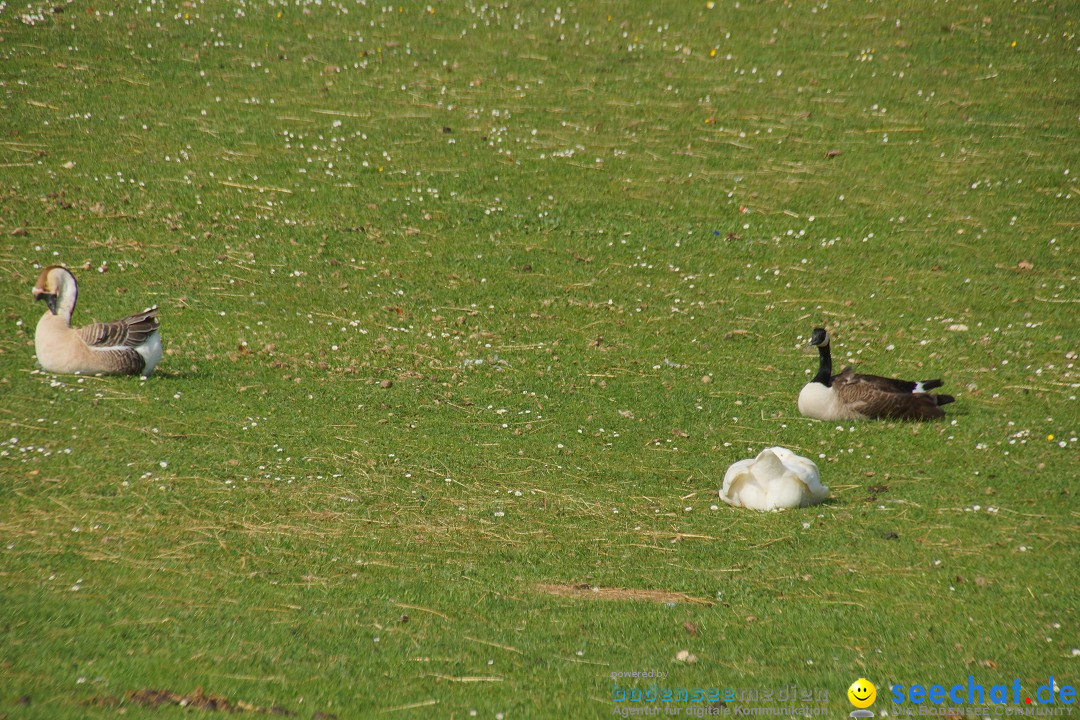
[77, 306, 159, 349]
[97, 348, 147, 374]
[833, 367, 943, 395]
[834, 367, 951, 420]
[848, 372, 917, 394]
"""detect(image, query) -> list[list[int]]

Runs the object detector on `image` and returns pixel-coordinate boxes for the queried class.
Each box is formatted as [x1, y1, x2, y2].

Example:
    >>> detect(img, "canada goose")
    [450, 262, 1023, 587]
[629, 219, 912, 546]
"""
[719, 447, 828, 511]
[798, 327, 953, 421]
[32, 266, 162, 376]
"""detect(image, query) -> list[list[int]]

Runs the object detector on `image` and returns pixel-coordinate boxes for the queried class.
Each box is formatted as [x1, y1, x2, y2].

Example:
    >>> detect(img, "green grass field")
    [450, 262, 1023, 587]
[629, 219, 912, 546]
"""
[1, 1, 1077, 718]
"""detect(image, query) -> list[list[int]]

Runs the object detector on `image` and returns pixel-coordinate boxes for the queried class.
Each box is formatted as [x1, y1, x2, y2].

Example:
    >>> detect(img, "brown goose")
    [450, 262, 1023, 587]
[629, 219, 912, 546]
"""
[797, 327, 953, 421]
[32, 266, 162, 376]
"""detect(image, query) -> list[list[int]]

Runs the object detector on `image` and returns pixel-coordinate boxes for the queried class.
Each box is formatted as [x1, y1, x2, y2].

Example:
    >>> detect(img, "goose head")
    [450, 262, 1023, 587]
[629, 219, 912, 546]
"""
[804, 326, 834, 388]
[33, 266, 78, 317]
[747, 448, 788, 480]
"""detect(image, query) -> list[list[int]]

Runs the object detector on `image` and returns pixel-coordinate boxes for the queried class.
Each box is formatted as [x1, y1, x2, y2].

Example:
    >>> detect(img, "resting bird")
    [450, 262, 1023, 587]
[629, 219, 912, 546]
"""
[797, 327, 953, 421]
[719, 447, 828, 512]
[32, 265, 162, 376]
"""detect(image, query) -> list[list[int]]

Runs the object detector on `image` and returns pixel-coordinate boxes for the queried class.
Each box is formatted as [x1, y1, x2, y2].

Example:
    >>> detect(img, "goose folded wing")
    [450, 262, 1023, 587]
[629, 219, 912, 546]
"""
[848, 372, 918, 394]
[834, 371, 945, 420]
[834, 366, 945, 395]
[91, 347, 147, 375]
[76, 307, 159, 349]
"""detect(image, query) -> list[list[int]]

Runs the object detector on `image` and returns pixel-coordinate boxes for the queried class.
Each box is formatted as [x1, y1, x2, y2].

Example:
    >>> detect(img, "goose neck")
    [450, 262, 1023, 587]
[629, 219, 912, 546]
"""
[812, 342, 832, 386]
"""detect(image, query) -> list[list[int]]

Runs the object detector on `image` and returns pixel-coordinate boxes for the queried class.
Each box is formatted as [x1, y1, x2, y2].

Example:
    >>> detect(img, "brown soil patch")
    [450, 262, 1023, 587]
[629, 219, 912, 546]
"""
[536, 583, 713, 606]
[85, 688, 295, 716]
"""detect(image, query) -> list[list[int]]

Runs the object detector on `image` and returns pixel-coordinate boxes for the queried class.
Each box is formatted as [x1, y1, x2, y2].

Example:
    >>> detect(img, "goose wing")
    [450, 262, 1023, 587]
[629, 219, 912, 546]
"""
[834, 370, 944, 395]
[76, 306, 159, 349]
[833, 368, 946, 420]
[87, 347, 148, 375]
[844, 371, 917, 394]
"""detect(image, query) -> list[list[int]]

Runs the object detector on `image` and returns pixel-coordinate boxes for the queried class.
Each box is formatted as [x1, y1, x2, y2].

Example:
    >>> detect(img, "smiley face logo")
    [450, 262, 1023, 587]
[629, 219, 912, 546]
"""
[848, 678, 877, 709]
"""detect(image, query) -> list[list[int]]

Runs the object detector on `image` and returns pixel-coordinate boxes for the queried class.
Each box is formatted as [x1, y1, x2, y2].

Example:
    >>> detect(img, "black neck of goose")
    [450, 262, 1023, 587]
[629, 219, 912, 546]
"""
[812, 343, 832, 386]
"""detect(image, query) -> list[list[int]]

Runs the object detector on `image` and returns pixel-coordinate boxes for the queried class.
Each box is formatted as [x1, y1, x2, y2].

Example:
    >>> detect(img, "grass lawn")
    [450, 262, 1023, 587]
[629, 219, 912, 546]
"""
[1, 1, 1077, 718]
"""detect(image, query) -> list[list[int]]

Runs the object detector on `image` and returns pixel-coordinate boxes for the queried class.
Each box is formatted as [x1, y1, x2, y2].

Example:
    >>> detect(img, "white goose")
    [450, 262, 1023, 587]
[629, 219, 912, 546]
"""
[798, 327, 954, 421]
[719, 447, 828, 512]
[32, 266, 162, 376]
